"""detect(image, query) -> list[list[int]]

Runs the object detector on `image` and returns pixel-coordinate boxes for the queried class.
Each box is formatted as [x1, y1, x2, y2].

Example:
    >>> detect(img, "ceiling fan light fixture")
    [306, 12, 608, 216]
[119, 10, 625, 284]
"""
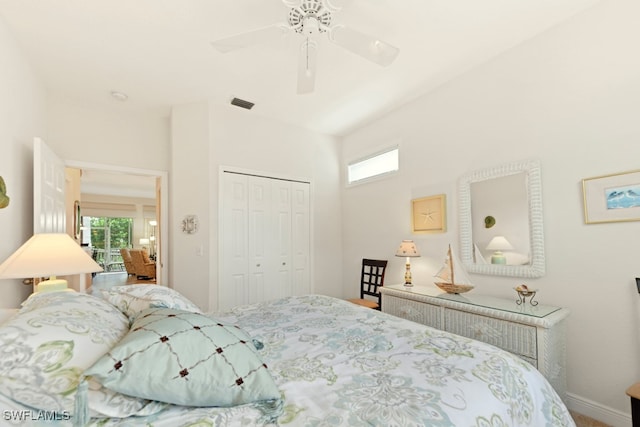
[211, 0, 400, 94]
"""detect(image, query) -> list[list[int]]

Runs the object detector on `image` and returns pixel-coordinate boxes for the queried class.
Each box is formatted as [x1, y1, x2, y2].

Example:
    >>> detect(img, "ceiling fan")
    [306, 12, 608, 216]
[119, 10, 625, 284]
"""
[211, 0, 400, 94]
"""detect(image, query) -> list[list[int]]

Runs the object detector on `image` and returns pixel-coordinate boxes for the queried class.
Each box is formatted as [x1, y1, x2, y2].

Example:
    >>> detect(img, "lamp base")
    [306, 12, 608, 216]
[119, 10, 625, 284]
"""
[404, 262, 413, 286]
[36, 278, 69, 293]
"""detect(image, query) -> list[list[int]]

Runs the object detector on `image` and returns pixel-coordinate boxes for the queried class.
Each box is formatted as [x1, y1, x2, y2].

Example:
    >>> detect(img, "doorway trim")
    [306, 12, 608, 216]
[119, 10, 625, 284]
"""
[65, 160, 169, 285]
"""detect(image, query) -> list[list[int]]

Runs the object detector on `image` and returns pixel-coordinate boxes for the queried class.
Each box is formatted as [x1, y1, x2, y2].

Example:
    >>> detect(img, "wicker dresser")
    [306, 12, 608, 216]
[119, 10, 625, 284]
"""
[380, 284, 570, 401]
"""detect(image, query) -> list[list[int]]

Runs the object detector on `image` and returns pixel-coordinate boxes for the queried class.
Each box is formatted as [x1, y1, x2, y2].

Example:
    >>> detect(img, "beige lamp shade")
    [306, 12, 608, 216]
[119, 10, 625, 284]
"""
[139, 238, 150, 245]
[0, 233, 103, 279]
[395, 240, 420, 286]
[395, 240, 420, 257]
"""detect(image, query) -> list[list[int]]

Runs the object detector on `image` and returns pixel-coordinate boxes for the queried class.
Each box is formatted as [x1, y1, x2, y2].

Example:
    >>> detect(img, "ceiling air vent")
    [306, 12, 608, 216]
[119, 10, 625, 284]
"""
[230, 97, 255, 110]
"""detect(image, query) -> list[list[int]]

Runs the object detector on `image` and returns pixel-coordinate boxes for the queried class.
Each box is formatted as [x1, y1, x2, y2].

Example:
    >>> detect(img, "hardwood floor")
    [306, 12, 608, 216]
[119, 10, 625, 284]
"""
[90, 271, 155, 292]
[571, 411, 611, 427]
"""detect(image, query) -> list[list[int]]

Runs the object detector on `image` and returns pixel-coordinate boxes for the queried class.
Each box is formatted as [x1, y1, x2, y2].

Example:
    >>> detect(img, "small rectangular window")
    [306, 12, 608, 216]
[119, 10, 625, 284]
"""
[348, 146, 399, 185]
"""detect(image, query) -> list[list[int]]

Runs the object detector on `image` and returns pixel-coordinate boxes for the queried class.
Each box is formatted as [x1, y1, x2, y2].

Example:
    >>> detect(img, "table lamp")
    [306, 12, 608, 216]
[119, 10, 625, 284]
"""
[486, 236, 513, 265]
[395, 240, 420, 286]
[0, 233, 103, 292]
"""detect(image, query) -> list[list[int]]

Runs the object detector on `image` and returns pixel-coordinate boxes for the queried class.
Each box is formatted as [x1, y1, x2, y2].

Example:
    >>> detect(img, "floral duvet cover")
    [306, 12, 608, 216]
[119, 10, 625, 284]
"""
[1, 294, 574, 426]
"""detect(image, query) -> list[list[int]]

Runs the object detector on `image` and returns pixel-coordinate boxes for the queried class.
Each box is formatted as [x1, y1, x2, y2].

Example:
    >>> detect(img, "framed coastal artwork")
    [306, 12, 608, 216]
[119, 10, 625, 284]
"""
[582, 169, 640, 224]
[411, 194, 446, 233]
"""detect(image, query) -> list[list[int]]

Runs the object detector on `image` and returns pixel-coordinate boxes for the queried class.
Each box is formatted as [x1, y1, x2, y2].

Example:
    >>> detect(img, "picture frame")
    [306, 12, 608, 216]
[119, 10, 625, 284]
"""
[411, 194, 446, 233]
[582, 169, 640, 224]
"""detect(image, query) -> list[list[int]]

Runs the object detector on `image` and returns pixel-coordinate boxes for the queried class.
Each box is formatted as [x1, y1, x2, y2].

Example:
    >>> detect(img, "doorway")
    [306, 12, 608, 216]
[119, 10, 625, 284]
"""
[65, 160, 169, 285]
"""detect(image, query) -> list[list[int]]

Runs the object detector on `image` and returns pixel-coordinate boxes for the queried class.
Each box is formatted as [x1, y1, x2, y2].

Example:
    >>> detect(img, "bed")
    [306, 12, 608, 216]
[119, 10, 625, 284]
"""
[0, 286, 575, 426]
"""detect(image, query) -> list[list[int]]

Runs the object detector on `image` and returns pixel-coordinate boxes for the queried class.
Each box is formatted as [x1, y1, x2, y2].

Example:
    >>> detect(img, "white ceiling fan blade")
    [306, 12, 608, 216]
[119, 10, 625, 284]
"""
[329, 25, 399, 66]
[211, 24, 289, 53]
[282, 0, 302, 7]
[297, 39, 318, 94]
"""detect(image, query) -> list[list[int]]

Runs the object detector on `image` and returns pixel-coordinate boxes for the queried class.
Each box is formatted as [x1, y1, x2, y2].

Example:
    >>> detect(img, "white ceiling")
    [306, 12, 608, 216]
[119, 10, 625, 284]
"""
[79, 169, 157, 199]
[0, 0, 601, 138]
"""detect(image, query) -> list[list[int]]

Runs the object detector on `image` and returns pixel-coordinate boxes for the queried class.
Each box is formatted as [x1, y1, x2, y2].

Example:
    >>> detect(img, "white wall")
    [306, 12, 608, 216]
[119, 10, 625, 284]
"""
[46, 96, 170, 170]
[170, 102, 343, 311]
[341, 1, 640, 424]
[0, 17, 46, 307]
[170, 102, 210, 308]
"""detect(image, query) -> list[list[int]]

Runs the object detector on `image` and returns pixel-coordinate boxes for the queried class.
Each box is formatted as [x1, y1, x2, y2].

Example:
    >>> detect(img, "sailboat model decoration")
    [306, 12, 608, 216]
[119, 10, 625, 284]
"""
[434, 245, 475, 294]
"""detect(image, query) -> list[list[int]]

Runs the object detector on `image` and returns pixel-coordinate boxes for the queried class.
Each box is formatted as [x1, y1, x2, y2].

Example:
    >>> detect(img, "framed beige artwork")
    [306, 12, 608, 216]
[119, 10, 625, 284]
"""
[412, 194, 446, 233]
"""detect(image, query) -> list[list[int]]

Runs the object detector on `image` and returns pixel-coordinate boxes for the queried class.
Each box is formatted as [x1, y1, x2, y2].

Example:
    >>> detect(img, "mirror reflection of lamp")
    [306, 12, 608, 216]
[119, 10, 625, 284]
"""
[395, 240, 420, 286]
[486, 236, 513, 265]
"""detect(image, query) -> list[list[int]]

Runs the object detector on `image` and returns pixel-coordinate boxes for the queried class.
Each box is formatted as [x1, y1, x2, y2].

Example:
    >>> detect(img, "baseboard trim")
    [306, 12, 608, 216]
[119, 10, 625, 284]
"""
[567, 392, 631, 427]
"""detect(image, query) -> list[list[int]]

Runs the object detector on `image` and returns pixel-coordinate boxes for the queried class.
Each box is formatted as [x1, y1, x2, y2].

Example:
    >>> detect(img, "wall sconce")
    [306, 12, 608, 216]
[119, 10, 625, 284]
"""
[395, 240, 420, 286]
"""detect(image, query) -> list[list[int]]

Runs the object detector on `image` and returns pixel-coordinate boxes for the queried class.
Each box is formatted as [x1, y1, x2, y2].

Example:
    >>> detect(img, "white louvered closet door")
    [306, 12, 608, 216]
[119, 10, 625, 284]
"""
[220, 171, 310, 311]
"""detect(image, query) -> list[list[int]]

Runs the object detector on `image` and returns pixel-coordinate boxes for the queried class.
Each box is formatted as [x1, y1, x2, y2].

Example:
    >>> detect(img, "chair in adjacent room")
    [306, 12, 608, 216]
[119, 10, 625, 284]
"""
[129, 249, 156, 280]
[120, 248, 136, 276]
[347, 258, 388, 310]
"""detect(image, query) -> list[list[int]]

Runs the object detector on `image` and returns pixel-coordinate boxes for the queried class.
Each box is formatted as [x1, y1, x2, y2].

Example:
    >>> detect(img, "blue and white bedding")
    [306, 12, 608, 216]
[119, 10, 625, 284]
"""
[0, 288, 575, 426]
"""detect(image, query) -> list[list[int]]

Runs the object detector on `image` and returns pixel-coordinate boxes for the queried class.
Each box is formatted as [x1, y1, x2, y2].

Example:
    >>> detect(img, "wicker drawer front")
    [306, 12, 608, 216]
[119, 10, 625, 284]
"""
[384, 295, 441, 329]
[443, 309, 537, 359]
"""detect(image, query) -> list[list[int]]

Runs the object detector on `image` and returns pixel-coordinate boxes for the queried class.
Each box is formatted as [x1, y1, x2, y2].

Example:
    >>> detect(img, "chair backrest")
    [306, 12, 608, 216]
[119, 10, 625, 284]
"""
[120, 248, 132, 262]
[361, 259, 388, 300]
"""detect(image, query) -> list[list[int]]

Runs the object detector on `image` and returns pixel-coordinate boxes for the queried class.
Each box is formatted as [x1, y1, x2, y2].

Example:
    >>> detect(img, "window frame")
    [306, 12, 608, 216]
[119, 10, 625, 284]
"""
[346, 145, 400, 187]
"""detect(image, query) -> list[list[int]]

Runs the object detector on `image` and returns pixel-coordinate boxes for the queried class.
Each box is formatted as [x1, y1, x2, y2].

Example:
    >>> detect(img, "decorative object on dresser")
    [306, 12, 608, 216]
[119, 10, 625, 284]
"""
[395, 240, 420, 286]
[411, 194, 446, 233]
[380, 283, 570, 402]
[347, 258, 388, 310]
[433, 244, 474, 294]
[0, 233, 103, 293]
[515, 284, 538, 305]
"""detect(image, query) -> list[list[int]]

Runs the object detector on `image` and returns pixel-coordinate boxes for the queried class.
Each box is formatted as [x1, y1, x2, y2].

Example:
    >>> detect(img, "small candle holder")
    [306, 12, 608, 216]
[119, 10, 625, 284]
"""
[514, 286, 538, 306]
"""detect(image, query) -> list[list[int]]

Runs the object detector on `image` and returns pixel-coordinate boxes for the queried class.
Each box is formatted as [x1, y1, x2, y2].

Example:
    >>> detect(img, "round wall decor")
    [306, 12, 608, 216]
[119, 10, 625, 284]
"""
[181, 215, 199, 234]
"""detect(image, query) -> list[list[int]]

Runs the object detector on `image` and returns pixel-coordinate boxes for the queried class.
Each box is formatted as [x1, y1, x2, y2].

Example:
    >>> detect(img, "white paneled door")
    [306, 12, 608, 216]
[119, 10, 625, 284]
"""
[220, 171, 310, 311]
[33, 138, 66, 233]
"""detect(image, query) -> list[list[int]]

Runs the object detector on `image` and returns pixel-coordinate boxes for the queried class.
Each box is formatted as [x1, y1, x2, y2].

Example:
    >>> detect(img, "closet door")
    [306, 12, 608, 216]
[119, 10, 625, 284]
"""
[220, 173, 249, 310]
[220, 171, 310, 311]
[291, 181, 310, 295]
[247, 177, 270, 304]
[271, 179, 292, 300]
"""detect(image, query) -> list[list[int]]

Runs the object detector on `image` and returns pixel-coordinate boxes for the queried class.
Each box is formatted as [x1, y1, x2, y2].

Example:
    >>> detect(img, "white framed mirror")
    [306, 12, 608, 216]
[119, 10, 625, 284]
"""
[458, 159, 545, 278]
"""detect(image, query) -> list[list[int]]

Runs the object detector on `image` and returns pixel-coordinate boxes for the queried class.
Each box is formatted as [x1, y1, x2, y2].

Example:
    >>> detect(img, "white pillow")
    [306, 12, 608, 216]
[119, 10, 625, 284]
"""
[504, 251, 530, 265]
[94, 285, 202, 321]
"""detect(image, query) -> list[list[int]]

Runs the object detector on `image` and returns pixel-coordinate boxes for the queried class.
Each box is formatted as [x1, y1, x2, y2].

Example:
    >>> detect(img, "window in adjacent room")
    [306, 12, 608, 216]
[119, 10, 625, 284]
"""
[347, 146, 399, 185]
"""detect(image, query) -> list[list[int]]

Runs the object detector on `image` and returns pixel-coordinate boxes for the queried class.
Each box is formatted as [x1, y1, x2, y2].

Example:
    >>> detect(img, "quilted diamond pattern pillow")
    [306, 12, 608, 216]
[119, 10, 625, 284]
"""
[85, 307, 281, 408]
